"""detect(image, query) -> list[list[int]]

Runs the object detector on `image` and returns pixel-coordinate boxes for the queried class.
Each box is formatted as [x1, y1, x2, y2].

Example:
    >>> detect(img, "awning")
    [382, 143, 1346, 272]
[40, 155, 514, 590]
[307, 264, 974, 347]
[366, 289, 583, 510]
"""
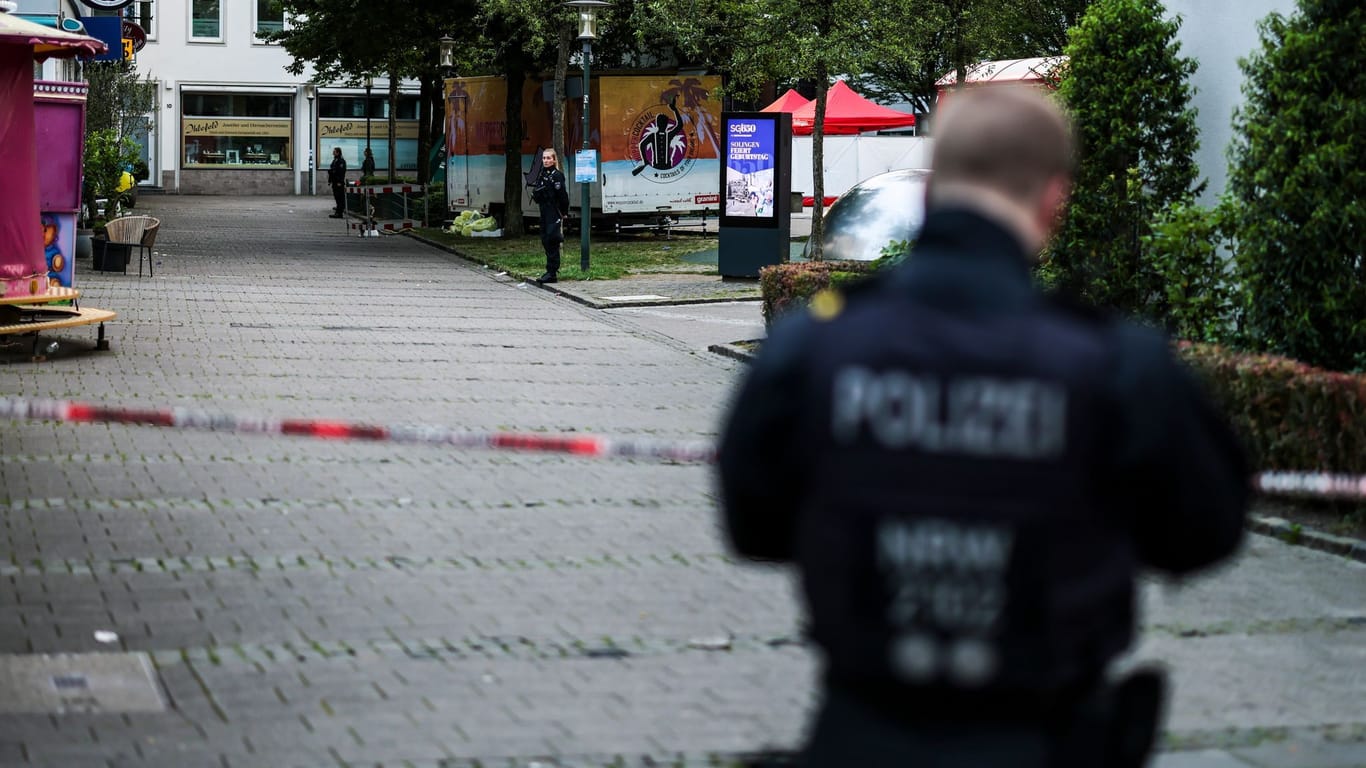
[0, 11, 106, 61]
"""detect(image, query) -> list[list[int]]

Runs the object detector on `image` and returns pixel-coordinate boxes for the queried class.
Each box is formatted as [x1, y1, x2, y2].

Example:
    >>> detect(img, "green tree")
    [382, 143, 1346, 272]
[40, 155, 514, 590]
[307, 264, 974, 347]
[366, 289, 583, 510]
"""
[721, 0, 895, 259]
[82, 129, 142, 224]
[82, 62, 156, 224]
[270, 0, 478, 185]
[1228, 0, 1365, 371]
[853, 0, 1090, 115]
[1047, 0, 1202, 322]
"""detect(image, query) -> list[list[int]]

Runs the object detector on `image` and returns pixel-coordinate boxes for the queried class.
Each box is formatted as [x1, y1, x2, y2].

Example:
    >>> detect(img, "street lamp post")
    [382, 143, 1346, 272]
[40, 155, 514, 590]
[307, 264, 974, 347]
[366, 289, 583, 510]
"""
[439, 35, 456, 72]
[364, 74, 373, 163]
[565, 1, 610, 273]
[303, 84, 316, 195]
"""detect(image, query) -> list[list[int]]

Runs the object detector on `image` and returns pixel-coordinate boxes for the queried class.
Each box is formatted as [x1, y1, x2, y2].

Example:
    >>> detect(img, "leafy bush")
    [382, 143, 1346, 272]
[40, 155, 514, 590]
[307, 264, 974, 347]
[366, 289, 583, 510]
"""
[1143, 199, 1240, 343]
[759, 261, 878, 327]
[1228, 0, 1366, 372]
[871, 238, 913, 271]
[421, 187, 447, 224]
[82, 129, 140, 223]
[1178, 342, 1366, 474]
[1050, 0, 1203, 322]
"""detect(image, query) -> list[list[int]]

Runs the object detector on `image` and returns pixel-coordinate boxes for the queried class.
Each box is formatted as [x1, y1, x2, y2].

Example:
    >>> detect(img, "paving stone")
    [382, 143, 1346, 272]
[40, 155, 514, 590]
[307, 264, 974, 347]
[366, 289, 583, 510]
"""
[0, 196, 1361, 766]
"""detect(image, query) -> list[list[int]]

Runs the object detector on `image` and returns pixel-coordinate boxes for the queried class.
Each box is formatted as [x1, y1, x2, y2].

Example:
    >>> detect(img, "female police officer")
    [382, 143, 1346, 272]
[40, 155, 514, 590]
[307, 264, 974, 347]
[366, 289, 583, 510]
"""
[530, 148, 570, 284]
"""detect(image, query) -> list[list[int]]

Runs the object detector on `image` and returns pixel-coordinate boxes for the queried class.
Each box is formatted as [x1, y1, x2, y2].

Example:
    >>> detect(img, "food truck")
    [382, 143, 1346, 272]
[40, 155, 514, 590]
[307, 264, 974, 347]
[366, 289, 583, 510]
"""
[445, 73, 722, 227]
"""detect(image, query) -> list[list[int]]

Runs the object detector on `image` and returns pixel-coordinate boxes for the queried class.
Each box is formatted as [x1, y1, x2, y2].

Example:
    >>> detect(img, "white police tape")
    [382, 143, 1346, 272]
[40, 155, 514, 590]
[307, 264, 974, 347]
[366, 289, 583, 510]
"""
[0, 396, 716, 464]
[1253, 471, 1366, 500]
[1, 396, 1363, 498]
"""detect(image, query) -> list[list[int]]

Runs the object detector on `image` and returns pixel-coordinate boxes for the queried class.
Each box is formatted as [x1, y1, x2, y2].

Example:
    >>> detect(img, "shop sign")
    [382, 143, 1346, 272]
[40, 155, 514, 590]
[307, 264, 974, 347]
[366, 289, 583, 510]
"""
[183, 119, 292, 138]
[79, 17, 123, 62]
[80, 0, 135, 9]
[318, 119, 420, 140]
[122, 21, 147, 53]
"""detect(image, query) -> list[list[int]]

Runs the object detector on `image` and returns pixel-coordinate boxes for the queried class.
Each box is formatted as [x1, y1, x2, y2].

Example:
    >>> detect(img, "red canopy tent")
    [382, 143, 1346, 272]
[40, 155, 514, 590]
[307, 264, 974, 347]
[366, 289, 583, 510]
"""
[761, 88, 810, 113]
[791, 80, 917, 136]
[0, 11, 103, 298]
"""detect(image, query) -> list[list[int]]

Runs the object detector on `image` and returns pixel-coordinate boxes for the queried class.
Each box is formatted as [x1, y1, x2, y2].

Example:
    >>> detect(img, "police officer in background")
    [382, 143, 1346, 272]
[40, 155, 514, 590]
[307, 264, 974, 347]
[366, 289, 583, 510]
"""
[717, 86, 1248, 767]
[530, 147, 570, 284]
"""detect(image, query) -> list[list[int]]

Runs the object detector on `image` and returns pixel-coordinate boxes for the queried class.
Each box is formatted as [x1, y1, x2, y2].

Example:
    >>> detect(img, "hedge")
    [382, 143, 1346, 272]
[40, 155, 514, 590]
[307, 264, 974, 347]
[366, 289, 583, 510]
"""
[758, 261, 878, 327]
[759, 262, 1365, 475]
[1178, 343, 1366, 474]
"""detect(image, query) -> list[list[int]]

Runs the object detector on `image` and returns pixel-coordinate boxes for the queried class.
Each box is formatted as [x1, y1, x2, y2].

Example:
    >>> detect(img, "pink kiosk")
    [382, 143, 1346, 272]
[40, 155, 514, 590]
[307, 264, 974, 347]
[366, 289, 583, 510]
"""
[0, 11, 114, 360]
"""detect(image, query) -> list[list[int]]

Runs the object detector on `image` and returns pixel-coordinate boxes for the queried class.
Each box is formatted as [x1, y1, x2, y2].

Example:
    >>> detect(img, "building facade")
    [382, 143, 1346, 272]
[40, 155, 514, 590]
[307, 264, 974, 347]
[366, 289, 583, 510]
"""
[1164, 0, 1296, 205]
[19, 0, 420, 196]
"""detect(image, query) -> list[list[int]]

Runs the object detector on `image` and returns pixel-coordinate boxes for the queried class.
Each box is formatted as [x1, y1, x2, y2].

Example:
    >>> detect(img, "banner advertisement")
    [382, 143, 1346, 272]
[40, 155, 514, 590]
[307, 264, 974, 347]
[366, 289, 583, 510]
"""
[724, 116, 777, 219]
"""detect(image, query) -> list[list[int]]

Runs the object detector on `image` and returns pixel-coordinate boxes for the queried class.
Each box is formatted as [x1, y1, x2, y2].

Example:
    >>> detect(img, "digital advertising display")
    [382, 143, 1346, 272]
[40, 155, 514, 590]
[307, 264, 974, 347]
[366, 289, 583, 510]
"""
[724, 117, 776, 219]
[718, 111, 791, 276]
[719, 112, 789, 232]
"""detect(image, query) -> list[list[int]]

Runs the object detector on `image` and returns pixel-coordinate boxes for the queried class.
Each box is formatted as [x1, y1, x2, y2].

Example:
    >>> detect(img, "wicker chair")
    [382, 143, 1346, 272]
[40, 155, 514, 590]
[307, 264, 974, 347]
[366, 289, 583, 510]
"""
[102, 216, 160, 277]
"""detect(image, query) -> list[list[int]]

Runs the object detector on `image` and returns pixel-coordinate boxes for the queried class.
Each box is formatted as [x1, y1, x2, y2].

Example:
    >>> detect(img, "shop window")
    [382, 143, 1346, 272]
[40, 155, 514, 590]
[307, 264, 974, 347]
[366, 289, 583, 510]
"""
[190, 0, 222, 42]
[318, 95, 420, 120]
[122, 1, 156, 42]
[183, 92, 293, 169]
[255, 0, 285, 39]
[316, 94, 422, 173]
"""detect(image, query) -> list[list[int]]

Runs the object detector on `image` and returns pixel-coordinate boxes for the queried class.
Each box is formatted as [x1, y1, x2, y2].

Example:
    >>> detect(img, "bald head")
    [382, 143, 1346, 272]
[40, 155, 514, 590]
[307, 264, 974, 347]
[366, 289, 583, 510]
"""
[925, 86, 1075, 253]
[929, 86, 1074, 206]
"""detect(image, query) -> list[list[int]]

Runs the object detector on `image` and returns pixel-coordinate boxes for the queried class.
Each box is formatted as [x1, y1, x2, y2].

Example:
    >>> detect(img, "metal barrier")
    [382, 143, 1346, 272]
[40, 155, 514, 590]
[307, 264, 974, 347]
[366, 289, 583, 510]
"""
[344, 183, 428, 236]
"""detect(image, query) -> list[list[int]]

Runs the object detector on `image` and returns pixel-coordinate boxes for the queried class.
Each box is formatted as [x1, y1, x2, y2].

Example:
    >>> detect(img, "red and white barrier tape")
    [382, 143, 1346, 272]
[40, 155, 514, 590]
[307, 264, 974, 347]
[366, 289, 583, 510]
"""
[1252, 471, 1366, 501]
[0, 397, 715, 464]
[2, 396, 1363, 498]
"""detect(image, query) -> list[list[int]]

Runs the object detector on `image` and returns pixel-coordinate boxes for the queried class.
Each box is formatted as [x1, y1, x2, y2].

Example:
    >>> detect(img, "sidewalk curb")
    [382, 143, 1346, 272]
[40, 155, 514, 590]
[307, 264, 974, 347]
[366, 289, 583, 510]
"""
[708, 340, 762, 364]
[709, 338, 1366, 565]
[1249, 516, 1366, 563]
[403, 230, 761, 309]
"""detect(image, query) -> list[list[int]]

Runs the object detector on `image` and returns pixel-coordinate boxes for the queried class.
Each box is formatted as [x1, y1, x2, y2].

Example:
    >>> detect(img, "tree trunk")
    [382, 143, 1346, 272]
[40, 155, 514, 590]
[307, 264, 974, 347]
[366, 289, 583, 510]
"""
[429, 73, 446, 190]
[417, 75, 432, 186]
[387, 69, 399, 183]
[811, 60, 829, 261]
[553, 26, 571, 167]
[953, 0, 968, 88]
[502, 67, 526, 237]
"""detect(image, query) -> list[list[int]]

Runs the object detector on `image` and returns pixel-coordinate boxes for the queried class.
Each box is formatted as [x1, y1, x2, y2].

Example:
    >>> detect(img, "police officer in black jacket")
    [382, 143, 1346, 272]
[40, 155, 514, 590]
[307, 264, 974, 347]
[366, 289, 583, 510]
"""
[327, 148, 347, 218]
[717, 86, 1248, 767]
[530, 147, 571, 284]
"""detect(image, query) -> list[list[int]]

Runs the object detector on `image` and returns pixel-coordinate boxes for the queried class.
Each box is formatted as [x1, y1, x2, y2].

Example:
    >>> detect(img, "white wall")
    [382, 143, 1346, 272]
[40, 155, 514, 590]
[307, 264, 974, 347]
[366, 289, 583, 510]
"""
[130, 2, 319, 193]
[1165, 0, 1297, 205]
[791, 136, 933, 203]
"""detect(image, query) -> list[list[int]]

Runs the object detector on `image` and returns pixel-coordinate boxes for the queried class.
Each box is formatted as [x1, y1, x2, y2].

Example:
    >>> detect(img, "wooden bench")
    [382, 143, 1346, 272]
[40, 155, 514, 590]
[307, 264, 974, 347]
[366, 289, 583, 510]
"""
[0, 287, 115, 361]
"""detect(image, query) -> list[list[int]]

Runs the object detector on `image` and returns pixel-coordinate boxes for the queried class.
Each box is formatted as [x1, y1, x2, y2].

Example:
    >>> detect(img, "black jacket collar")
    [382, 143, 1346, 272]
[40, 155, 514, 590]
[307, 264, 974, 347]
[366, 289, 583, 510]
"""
[889, 207, 1040, 313]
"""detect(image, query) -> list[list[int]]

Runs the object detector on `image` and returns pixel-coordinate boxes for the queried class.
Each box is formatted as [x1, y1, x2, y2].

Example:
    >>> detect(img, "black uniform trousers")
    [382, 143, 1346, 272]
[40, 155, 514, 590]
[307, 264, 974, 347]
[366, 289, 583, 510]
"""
[539, 201, 562, 276]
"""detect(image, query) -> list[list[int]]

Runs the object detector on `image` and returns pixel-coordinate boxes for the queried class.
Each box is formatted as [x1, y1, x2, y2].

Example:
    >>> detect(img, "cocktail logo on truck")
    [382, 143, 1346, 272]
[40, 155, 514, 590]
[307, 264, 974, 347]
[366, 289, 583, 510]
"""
[628, 96, 696, 182]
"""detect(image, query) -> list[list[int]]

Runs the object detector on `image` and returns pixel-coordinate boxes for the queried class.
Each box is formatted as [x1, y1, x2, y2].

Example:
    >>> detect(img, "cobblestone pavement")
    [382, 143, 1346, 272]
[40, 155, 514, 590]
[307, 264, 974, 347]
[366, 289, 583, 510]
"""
[1, 196, 1362, 768]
